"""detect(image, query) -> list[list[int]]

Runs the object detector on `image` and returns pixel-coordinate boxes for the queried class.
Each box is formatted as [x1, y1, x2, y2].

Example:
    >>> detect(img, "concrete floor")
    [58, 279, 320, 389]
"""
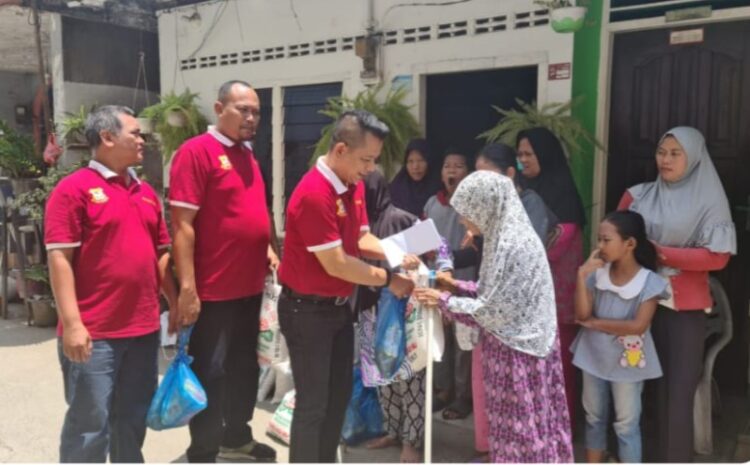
[2, 302, 749, 463]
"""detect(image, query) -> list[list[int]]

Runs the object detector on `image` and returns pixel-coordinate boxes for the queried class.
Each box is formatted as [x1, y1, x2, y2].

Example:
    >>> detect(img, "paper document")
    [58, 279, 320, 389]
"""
[380, 219, 442, 268]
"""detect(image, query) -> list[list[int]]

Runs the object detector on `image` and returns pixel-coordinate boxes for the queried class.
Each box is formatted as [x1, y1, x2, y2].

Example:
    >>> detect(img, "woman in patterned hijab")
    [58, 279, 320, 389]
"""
[414, 171, 573, 462]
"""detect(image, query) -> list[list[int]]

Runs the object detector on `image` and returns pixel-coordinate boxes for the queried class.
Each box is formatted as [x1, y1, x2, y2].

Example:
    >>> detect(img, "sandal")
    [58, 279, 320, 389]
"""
[442, 399, 472, 420]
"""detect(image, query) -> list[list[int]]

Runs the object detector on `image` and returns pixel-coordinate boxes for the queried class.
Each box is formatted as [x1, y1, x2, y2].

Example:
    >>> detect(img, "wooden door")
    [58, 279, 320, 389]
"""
[607, 20, 750, 393]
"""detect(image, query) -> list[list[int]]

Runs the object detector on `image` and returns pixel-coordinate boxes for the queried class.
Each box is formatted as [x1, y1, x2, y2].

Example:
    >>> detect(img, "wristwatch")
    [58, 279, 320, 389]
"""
[383, 268, 393, 288]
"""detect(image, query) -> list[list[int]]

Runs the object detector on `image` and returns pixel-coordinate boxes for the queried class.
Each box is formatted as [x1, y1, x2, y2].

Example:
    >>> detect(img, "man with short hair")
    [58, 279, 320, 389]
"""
[46, 105, 178, 462]
[169, 80, 277, 463]
[279, 110, 415, 463]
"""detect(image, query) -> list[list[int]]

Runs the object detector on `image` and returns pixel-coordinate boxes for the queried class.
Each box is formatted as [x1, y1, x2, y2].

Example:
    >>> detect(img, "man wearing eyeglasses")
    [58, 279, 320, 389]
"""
[278, 110, 414, 463]
[169, 80, 278, 463]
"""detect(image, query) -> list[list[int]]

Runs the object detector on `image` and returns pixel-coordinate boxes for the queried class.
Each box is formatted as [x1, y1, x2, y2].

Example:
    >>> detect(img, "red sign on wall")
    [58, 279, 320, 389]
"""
[548, 62, 571, 80]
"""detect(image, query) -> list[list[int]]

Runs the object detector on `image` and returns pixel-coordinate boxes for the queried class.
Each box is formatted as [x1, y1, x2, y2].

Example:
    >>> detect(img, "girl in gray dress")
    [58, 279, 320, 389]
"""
[572, 211, 669, 463]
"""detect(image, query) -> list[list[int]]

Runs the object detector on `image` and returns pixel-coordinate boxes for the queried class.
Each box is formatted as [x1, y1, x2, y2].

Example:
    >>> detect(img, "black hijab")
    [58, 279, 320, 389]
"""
[356, 170, 417, 312]
[516, 127, 586, 226]
[388, 138, 442, 216]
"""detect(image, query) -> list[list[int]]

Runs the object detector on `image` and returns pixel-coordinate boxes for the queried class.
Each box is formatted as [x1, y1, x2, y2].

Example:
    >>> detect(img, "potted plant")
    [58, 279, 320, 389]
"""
[477, 97, 603, 160]
[139, 90, 209, 165]
[311, 84, 421, 179]
[535, 0, 587, 33]
[58, 105, 96, 167]
[0, 120, 44, 194]
[24, 264, 56, 327]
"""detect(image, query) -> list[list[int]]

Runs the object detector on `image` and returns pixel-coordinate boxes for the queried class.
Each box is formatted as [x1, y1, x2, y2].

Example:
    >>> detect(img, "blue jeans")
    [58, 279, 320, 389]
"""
[582, 371, 643, 463]
[58, 331, 159, 463]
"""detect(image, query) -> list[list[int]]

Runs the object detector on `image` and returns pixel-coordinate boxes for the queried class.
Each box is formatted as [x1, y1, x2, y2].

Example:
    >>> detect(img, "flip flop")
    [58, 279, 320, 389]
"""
[441, 399, 472, 420]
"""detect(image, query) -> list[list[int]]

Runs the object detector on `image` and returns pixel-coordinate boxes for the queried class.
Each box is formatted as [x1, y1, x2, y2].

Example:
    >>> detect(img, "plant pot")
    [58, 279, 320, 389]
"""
[550, 6, 586, 33]
[137, 117, 154, 134]
[166, 109, 187, 128]
[10, 177, 41, 196]
[29, 295, 57, 327]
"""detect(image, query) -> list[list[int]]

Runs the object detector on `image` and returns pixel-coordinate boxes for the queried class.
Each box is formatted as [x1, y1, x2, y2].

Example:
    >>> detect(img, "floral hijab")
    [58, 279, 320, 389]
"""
[448, 171, 557, 357]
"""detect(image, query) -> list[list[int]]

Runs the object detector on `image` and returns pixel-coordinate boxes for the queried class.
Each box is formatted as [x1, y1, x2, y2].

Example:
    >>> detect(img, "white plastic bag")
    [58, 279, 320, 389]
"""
[257, 271, 287, 366]
[271, 361, 294, 403]
[267, 389, 295, 445]
[403, 264, 444, 372]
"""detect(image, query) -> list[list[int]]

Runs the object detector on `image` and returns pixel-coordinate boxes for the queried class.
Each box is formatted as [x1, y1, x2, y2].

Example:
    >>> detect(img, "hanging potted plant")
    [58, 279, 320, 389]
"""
[311, 84, 421, 179]
[477, 97, 603, 161]
[58, 105, 96, 166]
[535, 0, 587, 33]
[139, 90, 209, 165]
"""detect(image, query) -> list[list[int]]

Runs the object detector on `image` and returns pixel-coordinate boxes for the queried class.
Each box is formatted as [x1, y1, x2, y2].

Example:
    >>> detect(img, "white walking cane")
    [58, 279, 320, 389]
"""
[424, 270, 437, 464]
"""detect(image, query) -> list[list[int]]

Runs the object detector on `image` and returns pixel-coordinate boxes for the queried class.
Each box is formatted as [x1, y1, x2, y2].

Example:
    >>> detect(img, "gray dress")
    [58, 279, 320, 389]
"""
[571, 265, 669, 382]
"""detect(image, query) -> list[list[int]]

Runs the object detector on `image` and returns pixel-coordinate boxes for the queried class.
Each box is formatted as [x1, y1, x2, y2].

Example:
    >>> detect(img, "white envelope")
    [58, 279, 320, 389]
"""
[380, 218, 442, 268]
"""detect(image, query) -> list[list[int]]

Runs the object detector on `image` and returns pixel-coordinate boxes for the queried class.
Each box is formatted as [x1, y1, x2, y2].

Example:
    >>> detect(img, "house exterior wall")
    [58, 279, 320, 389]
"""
[157, 0, 576, 228]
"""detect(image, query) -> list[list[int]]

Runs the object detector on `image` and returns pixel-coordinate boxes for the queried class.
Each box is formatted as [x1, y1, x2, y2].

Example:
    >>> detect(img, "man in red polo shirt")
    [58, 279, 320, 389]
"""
[169, 80, 277, 463]
[279, 110, 414, 463]
[46, 105, 178, 462]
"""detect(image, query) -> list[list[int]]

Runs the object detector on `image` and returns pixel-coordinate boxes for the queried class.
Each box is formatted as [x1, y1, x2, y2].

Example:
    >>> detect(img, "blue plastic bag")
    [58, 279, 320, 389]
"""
[341, 366, 384, 445]
[374, 288, 407, 379]
[147, 326, 207, 430]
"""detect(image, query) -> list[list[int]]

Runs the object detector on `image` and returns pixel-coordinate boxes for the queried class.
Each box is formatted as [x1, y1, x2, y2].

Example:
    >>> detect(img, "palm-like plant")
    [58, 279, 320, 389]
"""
[477, 97, 603, 158]
[140, 90, 209, 165]
[312, 84, 421, 179]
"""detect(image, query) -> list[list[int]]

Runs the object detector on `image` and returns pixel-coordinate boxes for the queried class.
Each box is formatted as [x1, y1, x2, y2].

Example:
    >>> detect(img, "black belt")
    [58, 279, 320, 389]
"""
[281, 286, 349, 306]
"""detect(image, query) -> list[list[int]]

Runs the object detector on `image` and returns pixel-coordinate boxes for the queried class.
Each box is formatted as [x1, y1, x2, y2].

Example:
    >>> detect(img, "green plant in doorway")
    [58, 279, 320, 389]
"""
[0, 120, 44, 178]
[311, 84, 421, 179]
[533, 0, 573, 8]
[139, 90, 209, 165]
[478, 97, 603, 159]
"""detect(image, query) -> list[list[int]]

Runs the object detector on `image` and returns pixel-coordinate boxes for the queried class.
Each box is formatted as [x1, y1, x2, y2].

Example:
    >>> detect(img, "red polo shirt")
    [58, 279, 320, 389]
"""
[279, 158, 369, 297]
[45, 161, 170, 340]
[169, 127, 270, 301]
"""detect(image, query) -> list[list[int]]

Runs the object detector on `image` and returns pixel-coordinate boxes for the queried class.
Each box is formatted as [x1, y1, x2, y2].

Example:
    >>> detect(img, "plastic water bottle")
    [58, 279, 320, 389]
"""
[427, 269, 436, 289]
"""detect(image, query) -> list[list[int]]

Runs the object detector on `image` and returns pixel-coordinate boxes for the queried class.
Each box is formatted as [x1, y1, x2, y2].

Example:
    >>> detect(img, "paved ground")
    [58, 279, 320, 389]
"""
[2, 303, 749, 463]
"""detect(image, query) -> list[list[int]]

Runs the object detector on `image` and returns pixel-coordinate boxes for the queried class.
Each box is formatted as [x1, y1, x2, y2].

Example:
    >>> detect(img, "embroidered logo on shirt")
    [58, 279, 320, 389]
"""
[618, 335, 646, 368]
[336, 198, 347, 217]
[88, 188, 109, 204]
[218, 155, 233, 170]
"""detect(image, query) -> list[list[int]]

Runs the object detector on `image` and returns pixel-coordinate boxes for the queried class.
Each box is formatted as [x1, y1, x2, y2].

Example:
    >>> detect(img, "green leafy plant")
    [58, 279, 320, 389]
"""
[13, 162, 84, 221]
[58, 105, 94, 146]
[311, 84, 421, 179]
[24, 264, 50, 290]
[533, 0, 574, 8]
[0, 120, 44, 178]
[477, 97, 603, 159]
[140, 90, 209, 165]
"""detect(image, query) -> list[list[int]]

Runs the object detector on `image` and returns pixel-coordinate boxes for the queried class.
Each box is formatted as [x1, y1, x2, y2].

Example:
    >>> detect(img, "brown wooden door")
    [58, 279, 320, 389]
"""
[607, 20, 750, 394]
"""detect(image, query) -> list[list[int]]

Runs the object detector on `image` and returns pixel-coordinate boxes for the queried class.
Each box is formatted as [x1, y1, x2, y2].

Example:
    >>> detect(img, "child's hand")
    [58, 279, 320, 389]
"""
[579, 248, 605, 277]
[436, 271, 457, 292]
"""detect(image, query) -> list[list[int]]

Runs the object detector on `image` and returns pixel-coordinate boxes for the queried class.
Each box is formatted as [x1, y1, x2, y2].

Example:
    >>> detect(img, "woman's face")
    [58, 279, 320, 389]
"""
[405, 150, 428, 182]
[517, 138, 541, 179]
[656, 136, 689, 183]
[459, 216, 482, 236]
[442, 154, 469, 193]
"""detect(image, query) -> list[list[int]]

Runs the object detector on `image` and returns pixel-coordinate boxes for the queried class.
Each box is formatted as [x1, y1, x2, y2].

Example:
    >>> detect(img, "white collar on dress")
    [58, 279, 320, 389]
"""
[88, 160, 140, 185]
[595, 263, 649, 300]
[315, 156, 348, 195]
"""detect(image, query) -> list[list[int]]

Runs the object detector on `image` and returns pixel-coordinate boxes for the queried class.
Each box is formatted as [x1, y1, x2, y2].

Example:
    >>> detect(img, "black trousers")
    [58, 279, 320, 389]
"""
[650, 306, 705, 463]
[278, 293, 354, 463]
[186, 294, 262, 463]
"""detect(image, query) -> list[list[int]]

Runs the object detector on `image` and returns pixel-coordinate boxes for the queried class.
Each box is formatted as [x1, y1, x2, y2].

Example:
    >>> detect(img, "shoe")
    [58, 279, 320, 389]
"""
[218, 440, 277, 462]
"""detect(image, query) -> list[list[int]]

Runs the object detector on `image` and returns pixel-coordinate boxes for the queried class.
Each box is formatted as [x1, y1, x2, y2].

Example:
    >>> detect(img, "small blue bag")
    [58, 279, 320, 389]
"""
[341, 366, 384, 445]
[147, 326, 207, 430]
[374, 289, 407, 379]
